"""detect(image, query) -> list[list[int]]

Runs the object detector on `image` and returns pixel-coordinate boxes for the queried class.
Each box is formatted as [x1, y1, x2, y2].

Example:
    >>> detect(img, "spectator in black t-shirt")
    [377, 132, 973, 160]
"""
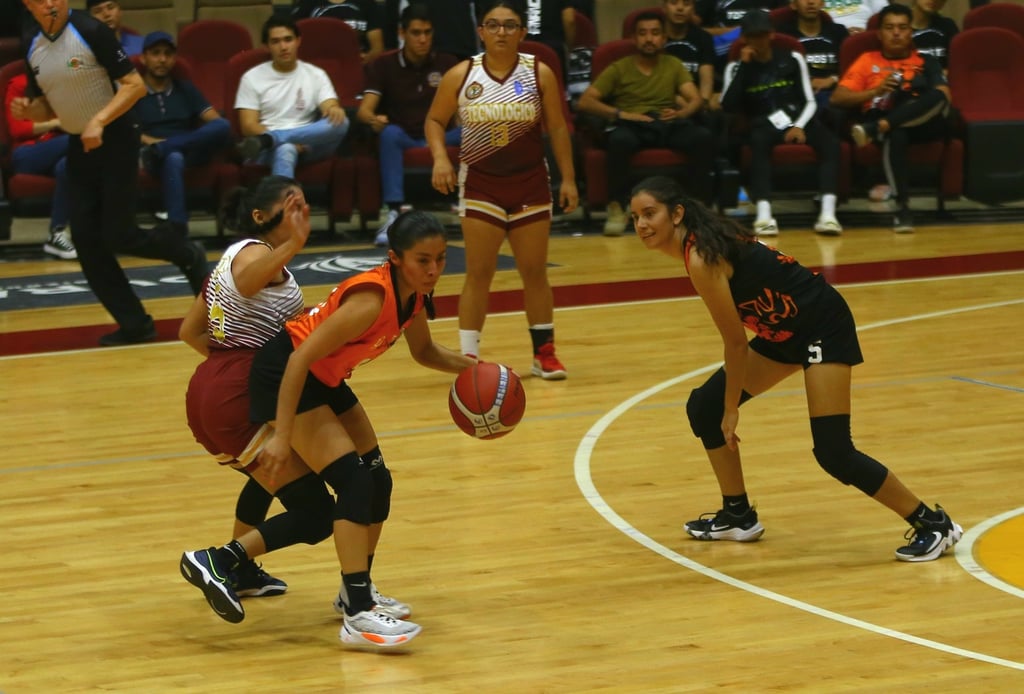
[664, 0, 716, 107]
[910, 0, 958, 70]
[721, 9, 842, 236]
[775, 0, 848, 111]
[291, 0, 384, 63]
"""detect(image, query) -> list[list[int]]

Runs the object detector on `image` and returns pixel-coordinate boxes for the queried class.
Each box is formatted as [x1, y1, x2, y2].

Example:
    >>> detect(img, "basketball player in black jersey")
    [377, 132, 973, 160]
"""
[628, 175, 962, 563]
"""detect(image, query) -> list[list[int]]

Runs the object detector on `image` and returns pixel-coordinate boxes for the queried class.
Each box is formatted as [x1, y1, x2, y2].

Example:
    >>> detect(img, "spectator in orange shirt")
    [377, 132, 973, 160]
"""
[831, 3, 949, 233]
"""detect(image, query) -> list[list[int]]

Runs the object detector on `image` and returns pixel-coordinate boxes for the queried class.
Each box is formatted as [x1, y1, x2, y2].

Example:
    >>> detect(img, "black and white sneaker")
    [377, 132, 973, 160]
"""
[180, 548, 245, 623]
[685, 507, 765, 542]
[43, 227, 77, 260]
[895, 505, 963, 562]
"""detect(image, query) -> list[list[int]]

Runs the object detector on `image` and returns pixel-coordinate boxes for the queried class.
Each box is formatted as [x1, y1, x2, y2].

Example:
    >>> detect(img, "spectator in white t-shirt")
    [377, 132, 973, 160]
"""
[823, 0, 889, 33]
[235, 16, 349, 177]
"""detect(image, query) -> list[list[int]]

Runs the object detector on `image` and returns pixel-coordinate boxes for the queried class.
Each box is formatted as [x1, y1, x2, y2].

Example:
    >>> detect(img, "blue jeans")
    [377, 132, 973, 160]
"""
[11, 134, 70, 230]
[254, 118, 350, 177]
[146, 118, 232, 225]
[378, 124, 462, 204]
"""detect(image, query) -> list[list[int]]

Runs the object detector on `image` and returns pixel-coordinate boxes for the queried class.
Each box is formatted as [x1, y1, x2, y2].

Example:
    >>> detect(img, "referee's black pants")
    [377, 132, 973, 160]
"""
[68, 118, 197, 332]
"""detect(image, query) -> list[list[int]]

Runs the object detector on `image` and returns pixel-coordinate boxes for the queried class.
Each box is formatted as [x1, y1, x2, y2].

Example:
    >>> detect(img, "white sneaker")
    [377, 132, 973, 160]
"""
[753, 218, 779, 237]
[43, 227, 77, 260]
[334, 582, 411, 620]
[340, 606, 421, 648]
[813, 216, 843, 236]
[374, 209, 400, 247]
[602, 201, 627, 236]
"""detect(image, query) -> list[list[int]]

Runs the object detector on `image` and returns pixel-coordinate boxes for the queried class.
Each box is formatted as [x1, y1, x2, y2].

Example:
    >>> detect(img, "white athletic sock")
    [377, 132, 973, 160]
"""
[756, 200, 772, 222]
[459, 329, 480, 358]
[820, 194, 837, 219]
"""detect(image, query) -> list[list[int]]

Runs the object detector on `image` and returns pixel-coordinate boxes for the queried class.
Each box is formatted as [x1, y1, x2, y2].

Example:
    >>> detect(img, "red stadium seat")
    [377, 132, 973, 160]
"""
[621, 7, 664, 38]
[962, 2, 1024, 41]
[949, 27, 1024, 203]
[572, 10, 598, 49]
[177, 19, 253, 115]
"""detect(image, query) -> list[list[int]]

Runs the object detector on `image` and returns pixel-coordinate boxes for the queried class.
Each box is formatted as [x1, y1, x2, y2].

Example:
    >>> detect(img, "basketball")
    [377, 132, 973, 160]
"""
[448, 363, 526, 439]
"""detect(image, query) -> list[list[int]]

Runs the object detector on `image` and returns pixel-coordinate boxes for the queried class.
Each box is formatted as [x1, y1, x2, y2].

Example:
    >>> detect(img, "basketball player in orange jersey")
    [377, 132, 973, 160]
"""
[244, 210, 475, 648]
[628, 176, 962, 562]
[425, 0, 578, 380]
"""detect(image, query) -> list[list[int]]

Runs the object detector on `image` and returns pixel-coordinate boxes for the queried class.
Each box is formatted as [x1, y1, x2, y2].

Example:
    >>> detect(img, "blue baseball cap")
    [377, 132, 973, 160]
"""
[143, 31, 176, 51]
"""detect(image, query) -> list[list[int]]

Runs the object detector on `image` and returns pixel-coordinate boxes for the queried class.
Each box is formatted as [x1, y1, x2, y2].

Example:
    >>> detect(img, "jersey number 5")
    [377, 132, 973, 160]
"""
[807, 342, 823, 364]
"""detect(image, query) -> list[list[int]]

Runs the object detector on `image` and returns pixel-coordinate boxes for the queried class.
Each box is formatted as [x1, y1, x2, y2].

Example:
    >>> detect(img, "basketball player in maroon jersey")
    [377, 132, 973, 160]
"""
[426, 0, 578, 381]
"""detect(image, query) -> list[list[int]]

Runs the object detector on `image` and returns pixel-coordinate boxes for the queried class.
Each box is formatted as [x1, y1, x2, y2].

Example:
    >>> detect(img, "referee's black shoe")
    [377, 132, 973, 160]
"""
[99, 315, 157, 346]
[178, 240, 209, 296]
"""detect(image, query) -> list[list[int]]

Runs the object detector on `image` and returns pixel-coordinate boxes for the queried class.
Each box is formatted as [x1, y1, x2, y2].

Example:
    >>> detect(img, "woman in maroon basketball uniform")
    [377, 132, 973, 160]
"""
[180, 176, 335, 602]
[628, 175, 961, 563]
[426, 0, 578, 380]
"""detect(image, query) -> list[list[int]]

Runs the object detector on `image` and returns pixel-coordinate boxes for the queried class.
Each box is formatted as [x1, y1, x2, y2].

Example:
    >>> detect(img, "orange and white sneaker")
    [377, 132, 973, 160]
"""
[532, 342, 567, 380]
[340, 606, 421, 648]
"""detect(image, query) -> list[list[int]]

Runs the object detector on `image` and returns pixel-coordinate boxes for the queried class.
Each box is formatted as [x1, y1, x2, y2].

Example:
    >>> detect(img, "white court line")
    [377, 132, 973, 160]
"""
[574, 297, 1024, 671]
[956, 507, 1024, 600]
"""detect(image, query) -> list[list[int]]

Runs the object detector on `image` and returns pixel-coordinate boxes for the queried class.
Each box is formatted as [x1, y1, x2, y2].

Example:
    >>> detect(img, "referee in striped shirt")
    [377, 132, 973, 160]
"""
[13, 0, 208, 346]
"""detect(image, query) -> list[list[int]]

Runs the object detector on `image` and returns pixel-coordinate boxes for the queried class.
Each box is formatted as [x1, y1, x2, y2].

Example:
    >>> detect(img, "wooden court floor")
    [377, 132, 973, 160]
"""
[1, 220, 1023, 692]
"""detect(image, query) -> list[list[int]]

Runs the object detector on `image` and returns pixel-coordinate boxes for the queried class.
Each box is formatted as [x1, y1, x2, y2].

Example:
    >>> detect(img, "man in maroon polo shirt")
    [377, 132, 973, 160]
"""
[357, 2, 461, 245]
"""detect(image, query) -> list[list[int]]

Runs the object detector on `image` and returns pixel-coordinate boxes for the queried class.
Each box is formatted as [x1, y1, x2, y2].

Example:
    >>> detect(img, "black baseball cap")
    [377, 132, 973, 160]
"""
[740, 10, 773, 36]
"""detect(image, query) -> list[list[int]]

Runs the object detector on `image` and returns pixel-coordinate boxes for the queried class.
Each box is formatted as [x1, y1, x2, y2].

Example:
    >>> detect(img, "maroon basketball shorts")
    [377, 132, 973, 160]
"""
[458, 163, 552, 230]
[186, 349, 272, 470]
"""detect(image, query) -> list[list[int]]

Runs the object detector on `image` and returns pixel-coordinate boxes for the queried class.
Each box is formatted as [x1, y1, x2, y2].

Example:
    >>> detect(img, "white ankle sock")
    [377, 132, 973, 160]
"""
[820, 194, 837, 219]
[459, 329, 481, 358]
[756, 200, 772, 222]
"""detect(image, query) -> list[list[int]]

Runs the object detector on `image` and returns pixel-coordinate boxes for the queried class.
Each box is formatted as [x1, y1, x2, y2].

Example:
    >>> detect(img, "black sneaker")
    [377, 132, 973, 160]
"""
[98, 315, 157, 346]
[895, 505, 963, 562]
[231, 560, 288, 597]
[685, 507, 765, 542]
[140, 143, 161, 172]
[893, 207, 914, 233]
[236, 135, 265, 161]
[178, 240, 208, 295]
[180, 548, 245, 623]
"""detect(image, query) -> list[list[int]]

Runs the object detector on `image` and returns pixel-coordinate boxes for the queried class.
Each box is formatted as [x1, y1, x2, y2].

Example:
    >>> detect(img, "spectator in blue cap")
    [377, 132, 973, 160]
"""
[133, 31, 233, 237]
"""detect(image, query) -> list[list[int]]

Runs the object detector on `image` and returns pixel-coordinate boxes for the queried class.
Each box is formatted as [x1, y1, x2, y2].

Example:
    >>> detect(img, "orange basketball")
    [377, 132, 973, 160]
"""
[448, 363, 526, 439]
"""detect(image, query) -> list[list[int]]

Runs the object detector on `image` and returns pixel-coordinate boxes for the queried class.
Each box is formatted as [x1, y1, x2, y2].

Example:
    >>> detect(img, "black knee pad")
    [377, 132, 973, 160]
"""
[319, 452, 374, 525]
[686, 368, 752, 449]
[234, 475, 273, 527]
[274, 472, 334, 545]
[361, 446, 393, 524]
[810, 414, 888, 496]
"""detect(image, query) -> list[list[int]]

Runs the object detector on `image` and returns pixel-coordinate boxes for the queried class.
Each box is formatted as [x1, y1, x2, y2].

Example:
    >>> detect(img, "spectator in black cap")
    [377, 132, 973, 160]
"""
[133, 31, 233, 238]
[87, 0, 143, 56]
[721, 8, 843, 236]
